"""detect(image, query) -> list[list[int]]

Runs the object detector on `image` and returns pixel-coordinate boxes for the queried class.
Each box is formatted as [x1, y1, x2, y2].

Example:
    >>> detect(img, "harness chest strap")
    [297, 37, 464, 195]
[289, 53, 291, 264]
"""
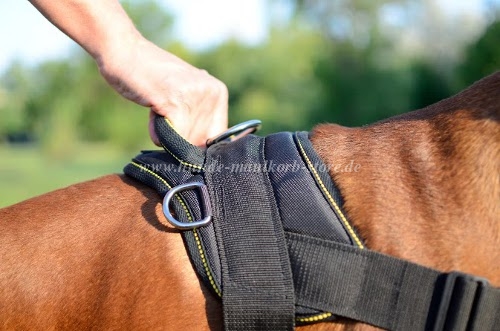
[204, 134, 295, 330]
[199, 131, 500, 330]
[287, 232, 500, 330]
[124, 116, 500, 331]
[125, 118, 360, 328]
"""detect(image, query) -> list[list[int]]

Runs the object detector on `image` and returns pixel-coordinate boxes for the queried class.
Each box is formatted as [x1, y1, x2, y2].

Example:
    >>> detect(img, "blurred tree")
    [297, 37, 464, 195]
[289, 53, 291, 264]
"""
[121, 0, 174, 45]
[261, 0, 418, 127]
[1, 0, 498, 154]
[409, 60, 452, 110]
[312, 42, 415, 126]
[266, 0, 478, 127]
[194, 25, 329, 133]
[0, 0, 172, 155]
[287, 0, 414, 45]
[0, 63, 31, 142]
[458, 19, 500, 87]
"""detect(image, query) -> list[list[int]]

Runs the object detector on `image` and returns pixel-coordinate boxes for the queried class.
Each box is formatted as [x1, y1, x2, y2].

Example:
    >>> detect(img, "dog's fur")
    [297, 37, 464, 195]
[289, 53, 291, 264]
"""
[1, 72, 499, 330]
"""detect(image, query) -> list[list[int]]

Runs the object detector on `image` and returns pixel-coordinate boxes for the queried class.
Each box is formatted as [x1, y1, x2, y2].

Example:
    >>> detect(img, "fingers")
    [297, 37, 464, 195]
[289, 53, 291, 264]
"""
[150, 70, 229, 146]
[97, 38, 228, 146]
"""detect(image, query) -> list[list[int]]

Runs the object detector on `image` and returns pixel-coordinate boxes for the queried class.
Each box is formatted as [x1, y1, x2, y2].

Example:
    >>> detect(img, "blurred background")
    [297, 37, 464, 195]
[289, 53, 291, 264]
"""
[1, 0, 500, 207]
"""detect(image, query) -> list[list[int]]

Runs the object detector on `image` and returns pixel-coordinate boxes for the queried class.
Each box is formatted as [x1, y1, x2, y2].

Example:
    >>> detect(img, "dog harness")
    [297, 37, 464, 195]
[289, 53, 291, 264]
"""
[124, 116, 500, 331]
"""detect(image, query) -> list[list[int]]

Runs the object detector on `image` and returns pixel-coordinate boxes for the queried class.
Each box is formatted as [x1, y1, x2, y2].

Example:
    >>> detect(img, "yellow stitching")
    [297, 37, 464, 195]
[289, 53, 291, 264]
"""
[130, 162, 221, 295]
[162, 118, 204, 170]
[193, 229, 222, 297]
[131, 161, 172, 189]
[296, 140, 364, 249]
[296, 312, 333, 323]
[159, 141, 204, 170]
[164, 117, 179, 134]
[131, 162, 191, 218]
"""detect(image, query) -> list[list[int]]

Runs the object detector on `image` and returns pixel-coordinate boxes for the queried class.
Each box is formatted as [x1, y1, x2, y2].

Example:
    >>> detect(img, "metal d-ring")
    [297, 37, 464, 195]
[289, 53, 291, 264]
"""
[162, 182, 212, 230]
[206, 119, 262, 147]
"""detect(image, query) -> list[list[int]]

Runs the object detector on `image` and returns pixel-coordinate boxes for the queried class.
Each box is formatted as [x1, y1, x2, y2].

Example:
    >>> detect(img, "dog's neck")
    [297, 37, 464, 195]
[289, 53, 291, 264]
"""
[310, 72, 500, 285]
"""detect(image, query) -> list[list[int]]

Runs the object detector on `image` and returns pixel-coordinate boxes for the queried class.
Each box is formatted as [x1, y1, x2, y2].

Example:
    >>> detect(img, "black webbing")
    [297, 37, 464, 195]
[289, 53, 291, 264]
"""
[204, 136, 295, 331]
[124, 150, 224, 297]
[125, 118, 500, 330]
[154, 115, 205, 169]
[286, 232, 500, 331]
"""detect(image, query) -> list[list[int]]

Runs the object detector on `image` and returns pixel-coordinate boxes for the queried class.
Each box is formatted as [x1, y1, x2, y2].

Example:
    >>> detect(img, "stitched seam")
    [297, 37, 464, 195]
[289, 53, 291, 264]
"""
[131, 162, 190, 215]
[159, 142, 204, 170]
[130, 162, 220, 296]
[164, 117, 179, 134]
[131, 161, 172, 189]
[261, 137, 289, 294]
[296, 139, 364, 249]
[296, 312, 333, 323]
[162, 118, 204, 170]
[286, 231, 363, 255]
[192, 229, 222, 297]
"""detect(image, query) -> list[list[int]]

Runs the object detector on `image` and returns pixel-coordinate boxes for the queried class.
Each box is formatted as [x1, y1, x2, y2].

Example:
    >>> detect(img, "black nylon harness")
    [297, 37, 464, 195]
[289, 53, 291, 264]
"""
[124, 116, 500, 330]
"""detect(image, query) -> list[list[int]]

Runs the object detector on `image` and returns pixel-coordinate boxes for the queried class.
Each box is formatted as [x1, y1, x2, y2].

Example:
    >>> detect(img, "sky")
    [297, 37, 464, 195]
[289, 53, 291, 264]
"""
[0, 0, 496, 73]
[0, 0, 268, 73]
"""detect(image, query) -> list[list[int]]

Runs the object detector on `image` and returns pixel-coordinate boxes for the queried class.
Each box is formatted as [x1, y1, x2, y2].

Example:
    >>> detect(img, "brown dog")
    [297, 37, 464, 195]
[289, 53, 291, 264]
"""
[0, 72, 499, 330]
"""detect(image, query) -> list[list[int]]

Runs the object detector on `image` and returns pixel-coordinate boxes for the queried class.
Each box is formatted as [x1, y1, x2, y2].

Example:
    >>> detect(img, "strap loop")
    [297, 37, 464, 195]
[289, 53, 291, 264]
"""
[432, 271, 489, 331]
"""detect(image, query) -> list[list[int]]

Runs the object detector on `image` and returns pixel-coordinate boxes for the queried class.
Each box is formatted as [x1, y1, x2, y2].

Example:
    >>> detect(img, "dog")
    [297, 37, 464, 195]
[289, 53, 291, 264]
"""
[0, 72, 499, 330]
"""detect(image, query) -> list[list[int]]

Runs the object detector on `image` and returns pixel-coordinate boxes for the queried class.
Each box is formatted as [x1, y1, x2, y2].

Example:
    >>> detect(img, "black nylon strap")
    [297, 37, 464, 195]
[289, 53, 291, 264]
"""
[468, 284, 500, 331]
[205, 136, 295, 331]
[125, 119, 500, 331]
[286, 232, 500, 331]
[124, 151, 224, 297]
[154, 115, 205, 169]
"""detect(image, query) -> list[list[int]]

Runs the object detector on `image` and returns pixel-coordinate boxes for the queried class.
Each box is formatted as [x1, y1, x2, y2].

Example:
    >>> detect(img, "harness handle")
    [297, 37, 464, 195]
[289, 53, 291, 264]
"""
[155, 116, 262, 171]
[154, 115, 205, 171]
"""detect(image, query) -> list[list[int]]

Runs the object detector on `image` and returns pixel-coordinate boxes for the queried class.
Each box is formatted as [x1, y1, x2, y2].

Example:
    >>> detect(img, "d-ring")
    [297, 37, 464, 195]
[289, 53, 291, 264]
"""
[206, 119, 261, 147]
[162, 182, 212, 230]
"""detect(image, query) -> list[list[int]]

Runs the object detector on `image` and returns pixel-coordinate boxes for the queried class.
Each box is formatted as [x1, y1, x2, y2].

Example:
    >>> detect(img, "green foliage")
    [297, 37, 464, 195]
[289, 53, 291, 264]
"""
[289, 0, 414, 44]
[0, 144, 129, 208]
[195, 26, 330, 133]
[1, 0, 499, 206]
[409, 61, 452, 110]
[459, 19, 500, 87]
[0, 0, 498, 177]
[121, 0, 174, 45]
[0, 63, 32, 139]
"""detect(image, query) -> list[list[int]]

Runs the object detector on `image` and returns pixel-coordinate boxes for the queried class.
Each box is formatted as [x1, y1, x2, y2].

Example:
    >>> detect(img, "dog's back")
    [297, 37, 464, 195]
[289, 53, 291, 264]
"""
[1, 72, 499, 330]
[311, 72, 500, 285]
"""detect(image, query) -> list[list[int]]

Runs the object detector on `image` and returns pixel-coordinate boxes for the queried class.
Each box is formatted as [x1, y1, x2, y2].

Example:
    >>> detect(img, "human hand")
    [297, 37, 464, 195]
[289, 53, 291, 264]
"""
[96, 37, 228, 147]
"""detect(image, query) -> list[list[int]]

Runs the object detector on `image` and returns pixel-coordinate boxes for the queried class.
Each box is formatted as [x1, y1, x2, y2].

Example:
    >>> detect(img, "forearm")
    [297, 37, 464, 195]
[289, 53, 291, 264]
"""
[29, 0, 142, 63]
[30, 0, 229, 146]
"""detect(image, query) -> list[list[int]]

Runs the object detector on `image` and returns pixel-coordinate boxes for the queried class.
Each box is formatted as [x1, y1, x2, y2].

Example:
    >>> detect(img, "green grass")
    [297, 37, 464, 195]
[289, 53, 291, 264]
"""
[0, 143, 135, 208]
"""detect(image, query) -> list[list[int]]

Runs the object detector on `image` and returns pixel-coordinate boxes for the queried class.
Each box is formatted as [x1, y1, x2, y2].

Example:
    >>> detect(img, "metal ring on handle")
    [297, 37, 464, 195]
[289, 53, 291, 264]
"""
[206, 119, 261, 147]
[162, 182, 213, 230]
